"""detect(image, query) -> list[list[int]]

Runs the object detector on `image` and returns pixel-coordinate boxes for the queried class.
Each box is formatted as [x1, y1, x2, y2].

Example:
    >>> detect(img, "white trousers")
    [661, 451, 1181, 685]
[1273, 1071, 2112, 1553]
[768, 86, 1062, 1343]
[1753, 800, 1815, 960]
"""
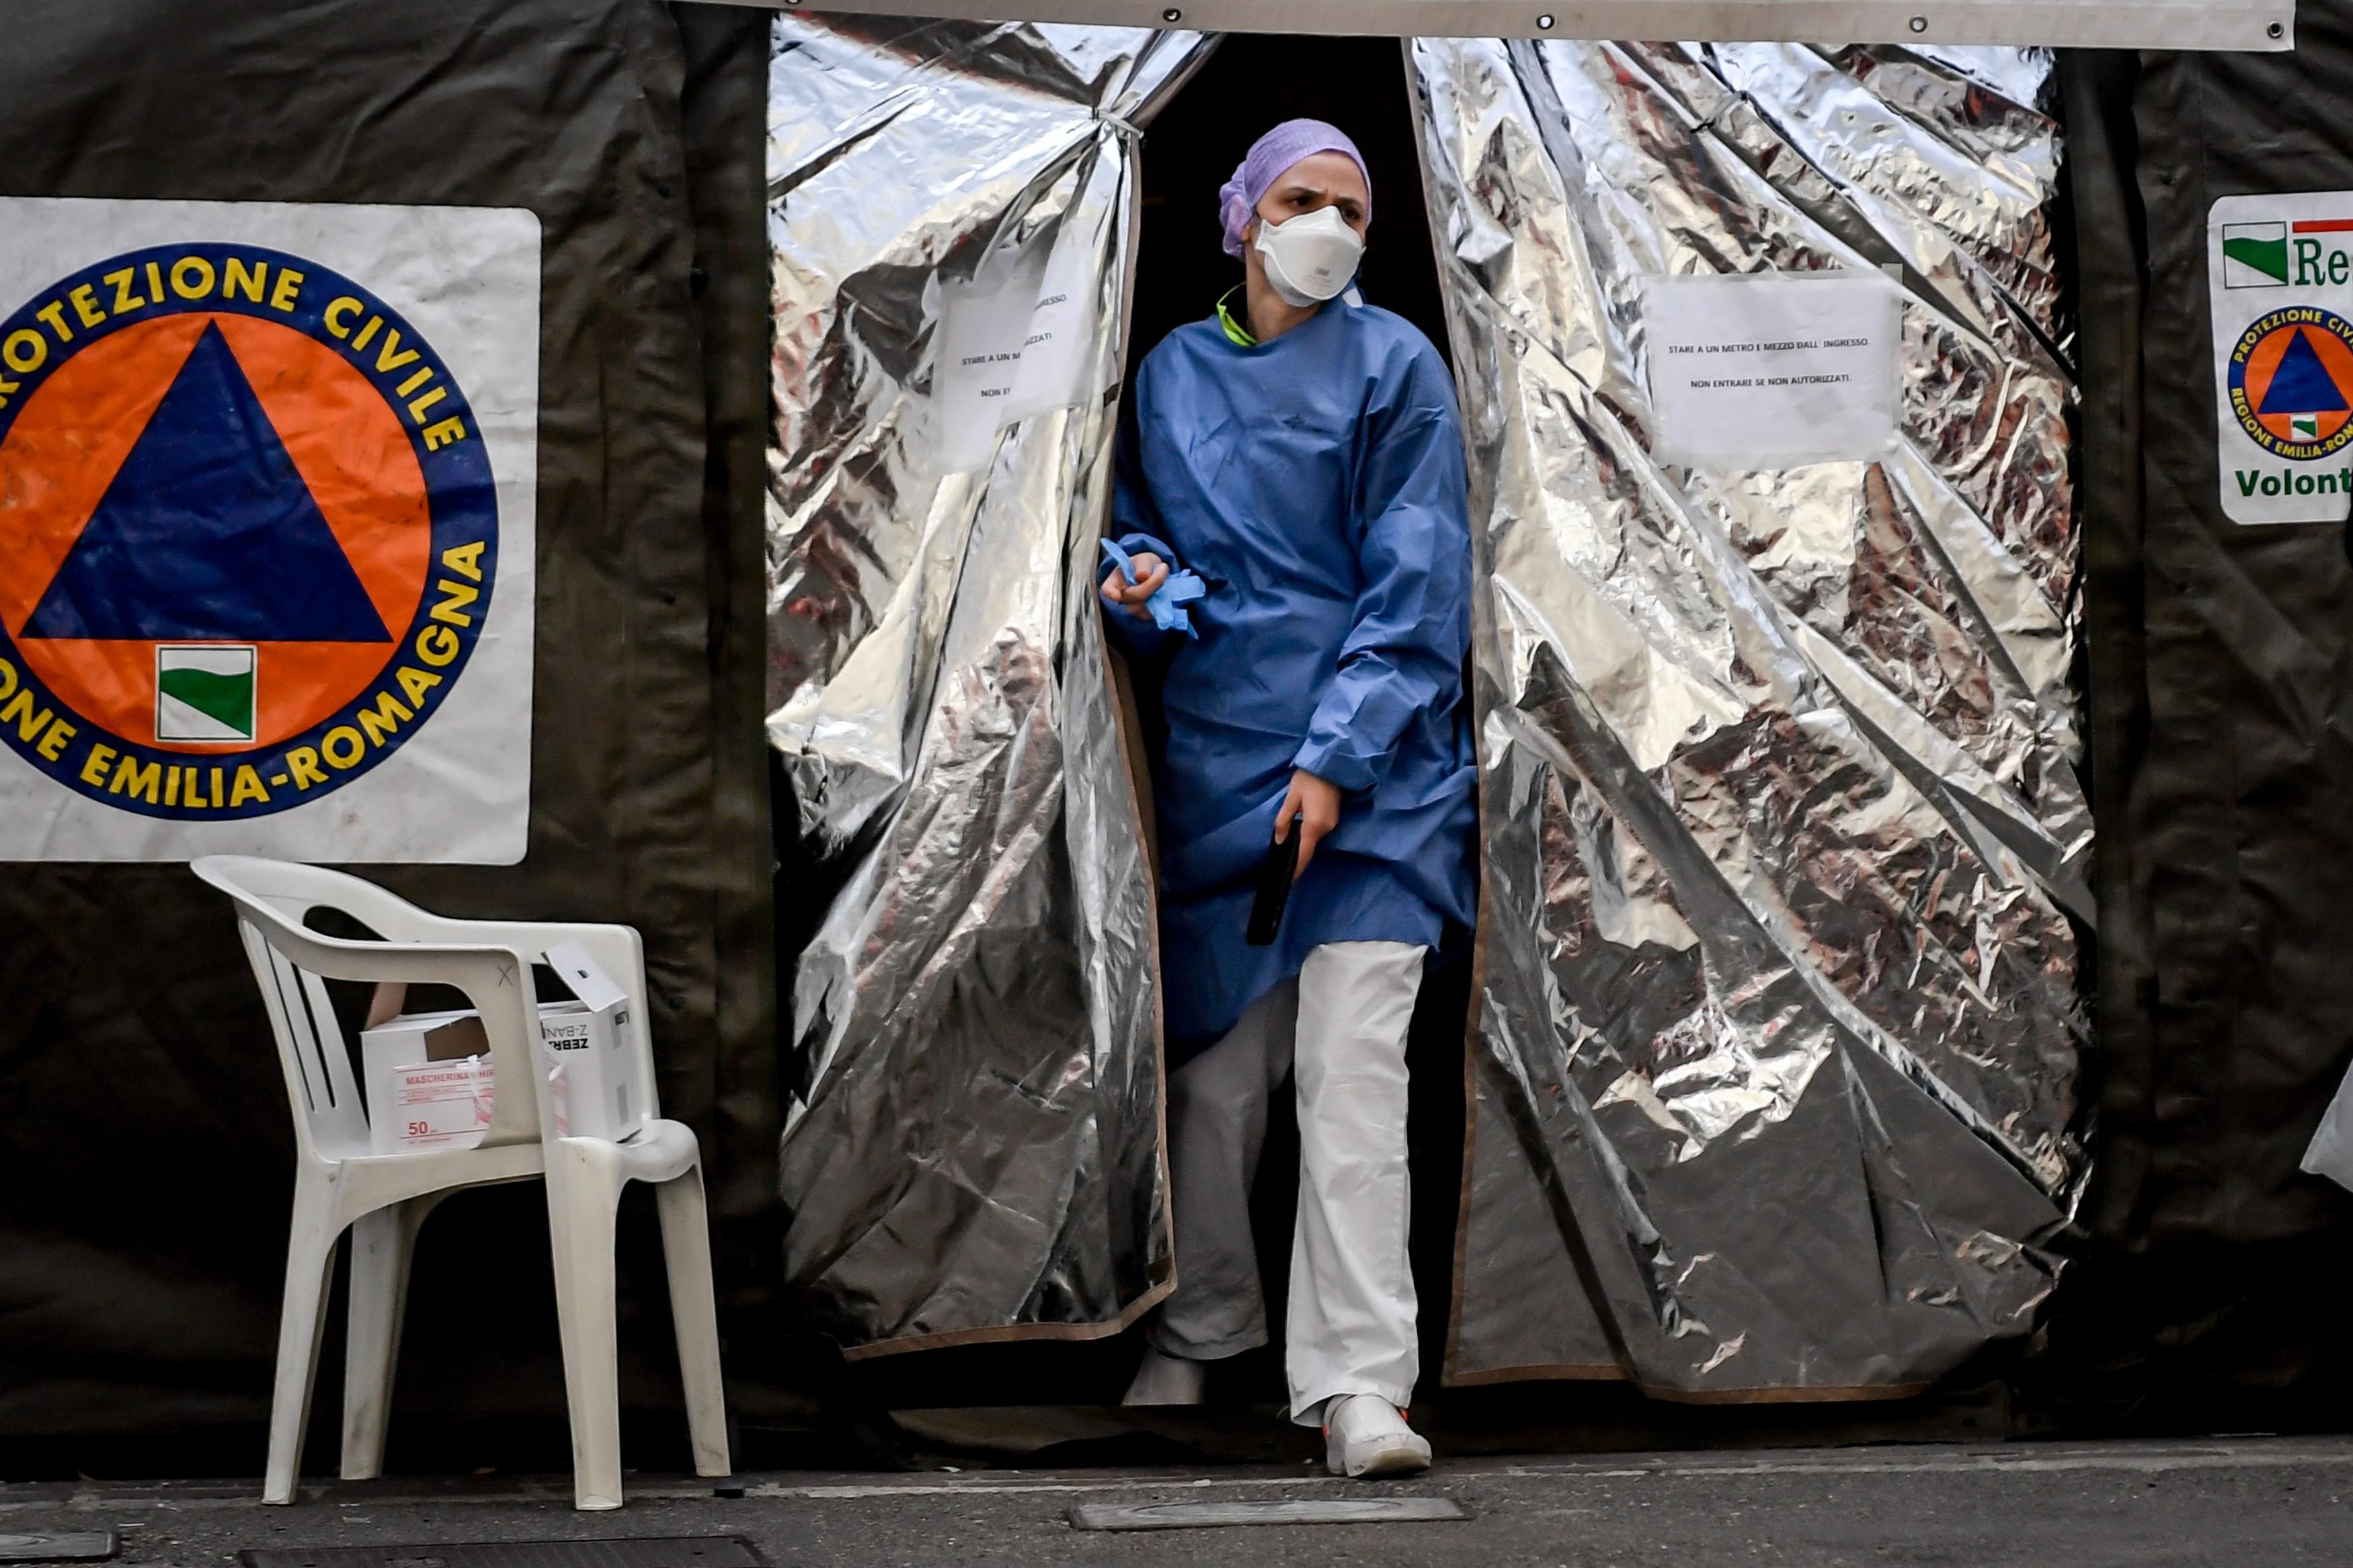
[1150, 940, 1423, 1426]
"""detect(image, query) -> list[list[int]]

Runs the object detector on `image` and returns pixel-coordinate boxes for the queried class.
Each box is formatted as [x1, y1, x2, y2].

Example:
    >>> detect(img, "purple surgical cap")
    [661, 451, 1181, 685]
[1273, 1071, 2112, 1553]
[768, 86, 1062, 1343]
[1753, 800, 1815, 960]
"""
[1217, 118, 1371, 259]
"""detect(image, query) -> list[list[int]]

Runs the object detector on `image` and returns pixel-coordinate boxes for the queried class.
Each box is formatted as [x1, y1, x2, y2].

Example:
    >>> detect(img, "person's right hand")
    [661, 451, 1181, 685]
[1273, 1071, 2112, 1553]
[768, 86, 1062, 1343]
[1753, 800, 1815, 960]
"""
[1101, 551, 1170, 619]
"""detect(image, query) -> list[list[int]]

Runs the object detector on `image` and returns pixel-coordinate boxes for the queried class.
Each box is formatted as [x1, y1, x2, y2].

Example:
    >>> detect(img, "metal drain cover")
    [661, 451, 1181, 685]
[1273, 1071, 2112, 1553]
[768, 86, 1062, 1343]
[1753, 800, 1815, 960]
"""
[241, 1540, 764, 1568]
[0, 1534, 118, 1563]
[1070, 1497, 1469, 1530]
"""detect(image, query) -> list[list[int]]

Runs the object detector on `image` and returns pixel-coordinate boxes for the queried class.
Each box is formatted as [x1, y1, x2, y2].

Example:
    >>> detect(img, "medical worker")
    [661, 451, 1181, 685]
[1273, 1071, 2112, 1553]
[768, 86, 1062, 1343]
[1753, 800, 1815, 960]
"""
[1100, 120, 1476, 1479]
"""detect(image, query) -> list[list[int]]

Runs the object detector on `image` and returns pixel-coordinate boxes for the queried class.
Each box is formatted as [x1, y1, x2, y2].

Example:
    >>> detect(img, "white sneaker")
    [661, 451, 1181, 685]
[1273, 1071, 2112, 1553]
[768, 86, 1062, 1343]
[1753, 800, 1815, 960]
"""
[1123, 1347, 1209, 1406]
[1322, 1394, 1433, 1477]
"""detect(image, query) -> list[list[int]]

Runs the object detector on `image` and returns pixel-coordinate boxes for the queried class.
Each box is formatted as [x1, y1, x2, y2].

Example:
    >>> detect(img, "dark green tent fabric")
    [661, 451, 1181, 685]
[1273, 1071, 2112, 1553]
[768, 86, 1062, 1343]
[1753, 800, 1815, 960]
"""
[2057, 28, 2353, 1422]
[0, 0, 784, 1461]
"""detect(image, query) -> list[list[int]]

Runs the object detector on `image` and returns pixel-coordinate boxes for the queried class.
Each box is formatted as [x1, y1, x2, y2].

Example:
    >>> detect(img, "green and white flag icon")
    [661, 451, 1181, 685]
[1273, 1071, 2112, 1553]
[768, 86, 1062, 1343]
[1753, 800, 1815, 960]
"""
[2293, 412, 2321, 440]
[155, 645, 256, 742]
[2223, 221, 2290, 288]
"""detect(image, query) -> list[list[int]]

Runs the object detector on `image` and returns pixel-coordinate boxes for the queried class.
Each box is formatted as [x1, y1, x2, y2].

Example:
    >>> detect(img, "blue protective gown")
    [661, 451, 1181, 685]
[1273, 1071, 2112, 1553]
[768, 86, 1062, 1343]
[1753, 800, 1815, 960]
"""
[1106, 295, 1478, 1065]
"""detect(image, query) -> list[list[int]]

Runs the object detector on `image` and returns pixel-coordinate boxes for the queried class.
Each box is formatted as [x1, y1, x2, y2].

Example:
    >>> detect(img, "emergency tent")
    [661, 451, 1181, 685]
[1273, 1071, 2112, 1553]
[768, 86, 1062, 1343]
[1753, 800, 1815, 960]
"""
[4, 0, 2353, 1467]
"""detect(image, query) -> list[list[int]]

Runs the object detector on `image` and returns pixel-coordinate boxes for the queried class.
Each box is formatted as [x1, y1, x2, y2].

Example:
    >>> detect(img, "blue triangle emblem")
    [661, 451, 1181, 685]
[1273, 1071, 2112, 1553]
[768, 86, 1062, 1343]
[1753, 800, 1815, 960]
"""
[2259, 327, 2353, 417]
[24, 322, 391, 643]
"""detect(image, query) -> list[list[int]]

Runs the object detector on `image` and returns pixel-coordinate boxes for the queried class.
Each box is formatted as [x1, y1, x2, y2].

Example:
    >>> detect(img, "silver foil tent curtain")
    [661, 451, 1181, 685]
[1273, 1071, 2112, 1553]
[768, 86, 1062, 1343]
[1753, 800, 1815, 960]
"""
[768, 22, 2092, 1387]
[766, 16, 1207, 1352]
[1414, 38, 2089, 1395]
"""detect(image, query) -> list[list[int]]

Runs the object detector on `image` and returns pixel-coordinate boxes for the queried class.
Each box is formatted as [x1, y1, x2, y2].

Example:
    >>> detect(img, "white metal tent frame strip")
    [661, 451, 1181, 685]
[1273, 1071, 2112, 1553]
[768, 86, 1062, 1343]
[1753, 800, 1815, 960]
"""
[737, 0, 2290, 52]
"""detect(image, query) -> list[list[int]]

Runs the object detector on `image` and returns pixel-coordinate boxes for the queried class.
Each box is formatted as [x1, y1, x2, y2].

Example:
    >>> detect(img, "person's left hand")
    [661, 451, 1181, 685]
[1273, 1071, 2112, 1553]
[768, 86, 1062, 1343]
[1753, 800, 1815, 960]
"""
[1101, 552, 1169, 619]
[1275, 769, 1341, 879]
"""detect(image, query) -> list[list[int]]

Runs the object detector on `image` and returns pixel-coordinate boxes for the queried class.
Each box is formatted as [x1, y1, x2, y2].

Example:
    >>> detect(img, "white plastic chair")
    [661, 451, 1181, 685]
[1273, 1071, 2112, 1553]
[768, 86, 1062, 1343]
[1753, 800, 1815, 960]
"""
[190, 854, 730, 1511]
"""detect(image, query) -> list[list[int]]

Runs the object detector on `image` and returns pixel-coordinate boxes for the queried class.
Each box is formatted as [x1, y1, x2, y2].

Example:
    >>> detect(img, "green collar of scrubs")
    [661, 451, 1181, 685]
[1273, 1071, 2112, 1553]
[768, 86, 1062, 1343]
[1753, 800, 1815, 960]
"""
[1216, 286, 1257, 347]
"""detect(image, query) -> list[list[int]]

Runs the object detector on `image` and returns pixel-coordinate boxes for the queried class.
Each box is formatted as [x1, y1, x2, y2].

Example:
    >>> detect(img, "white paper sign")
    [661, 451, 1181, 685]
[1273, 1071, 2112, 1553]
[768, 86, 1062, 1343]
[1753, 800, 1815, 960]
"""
[932, 233, 1097, 470]
[1011, 239, 1096, 417]
[1641, 272, 1901, 468]
[0, 197, 537, 861]
[2207, 192, 2353, 526]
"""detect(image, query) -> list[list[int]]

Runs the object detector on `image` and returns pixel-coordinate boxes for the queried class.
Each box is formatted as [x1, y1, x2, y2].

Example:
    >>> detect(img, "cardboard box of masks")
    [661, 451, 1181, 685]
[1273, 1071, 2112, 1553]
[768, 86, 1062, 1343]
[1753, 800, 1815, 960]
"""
[360, 1009, 496, 1155]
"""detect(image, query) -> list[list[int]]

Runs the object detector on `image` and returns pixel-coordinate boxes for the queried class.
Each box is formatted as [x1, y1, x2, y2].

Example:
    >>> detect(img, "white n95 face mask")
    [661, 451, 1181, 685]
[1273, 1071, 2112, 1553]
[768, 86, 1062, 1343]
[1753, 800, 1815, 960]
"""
[1253, 206, 1364, 307]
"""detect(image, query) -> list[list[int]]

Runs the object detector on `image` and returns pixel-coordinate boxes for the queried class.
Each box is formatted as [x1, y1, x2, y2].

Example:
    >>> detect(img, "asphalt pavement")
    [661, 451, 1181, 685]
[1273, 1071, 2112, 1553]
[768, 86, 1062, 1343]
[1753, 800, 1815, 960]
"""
[4, 1437, 2350, 1567]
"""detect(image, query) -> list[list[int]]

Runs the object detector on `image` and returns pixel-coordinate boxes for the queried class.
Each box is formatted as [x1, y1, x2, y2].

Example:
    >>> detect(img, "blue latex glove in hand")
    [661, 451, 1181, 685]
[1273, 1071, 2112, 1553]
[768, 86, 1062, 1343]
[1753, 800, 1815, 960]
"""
[1101, 537, 1204, 637]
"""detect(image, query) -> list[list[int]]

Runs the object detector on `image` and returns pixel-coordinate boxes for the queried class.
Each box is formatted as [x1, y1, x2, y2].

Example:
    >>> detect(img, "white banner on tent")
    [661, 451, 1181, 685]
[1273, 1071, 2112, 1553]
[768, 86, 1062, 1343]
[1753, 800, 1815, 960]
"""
[2208, 192, 2353, 526]
[0, 198, 538, 862]
[760, 0, 2288, 52]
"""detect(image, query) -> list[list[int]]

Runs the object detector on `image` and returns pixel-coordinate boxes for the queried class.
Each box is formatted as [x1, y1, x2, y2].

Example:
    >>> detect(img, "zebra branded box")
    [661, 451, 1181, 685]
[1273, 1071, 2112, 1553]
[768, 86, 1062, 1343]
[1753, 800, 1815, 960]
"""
[536, 940, 645, 1143]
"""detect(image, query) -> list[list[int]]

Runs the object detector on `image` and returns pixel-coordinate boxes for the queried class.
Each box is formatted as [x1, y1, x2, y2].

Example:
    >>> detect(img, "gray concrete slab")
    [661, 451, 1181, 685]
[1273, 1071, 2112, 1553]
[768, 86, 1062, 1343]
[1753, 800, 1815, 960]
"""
[2, 1438, 2349, 1567]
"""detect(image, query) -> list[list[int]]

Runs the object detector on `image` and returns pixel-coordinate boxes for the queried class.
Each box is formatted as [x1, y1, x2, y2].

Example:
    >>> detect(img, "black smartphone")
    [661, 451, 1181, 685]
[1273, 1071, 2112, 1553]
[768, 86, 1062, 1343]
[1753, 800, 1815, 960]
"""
[1246, 829, 1300, 946]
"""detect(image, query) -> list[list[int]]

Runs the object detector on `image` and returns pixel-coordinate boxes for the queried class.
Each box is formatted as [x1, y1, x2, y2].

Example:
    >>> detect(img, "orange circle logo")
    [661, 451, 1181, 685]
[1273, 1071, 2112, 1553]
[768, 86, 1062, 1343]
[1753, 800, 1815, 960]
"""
[2227, 307, 2353, 459]
[0, 244, 496, 818]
